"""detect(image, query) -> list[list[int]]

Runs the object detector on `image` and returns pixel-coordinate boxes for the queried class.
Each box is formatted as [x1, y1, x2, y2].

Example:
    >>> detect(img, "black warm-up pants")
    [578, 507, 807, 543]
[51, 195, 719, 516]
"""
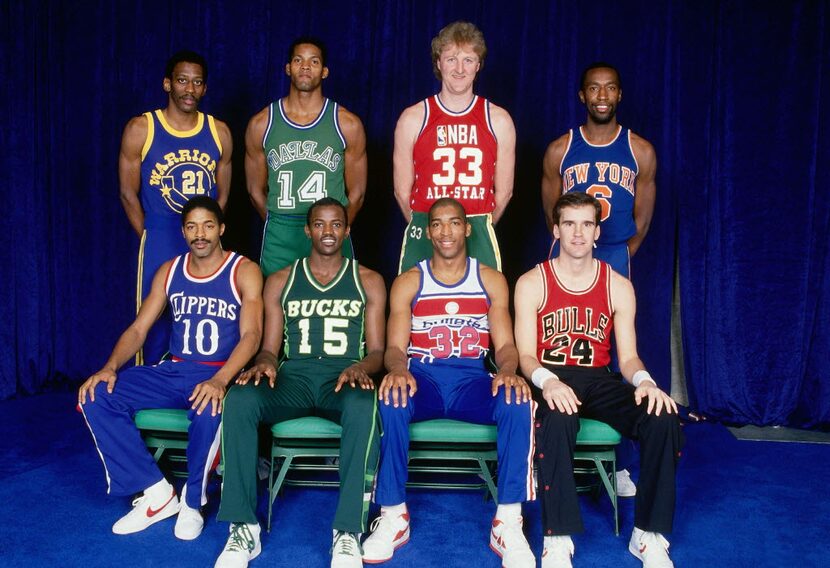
[535, 366, 684, 536]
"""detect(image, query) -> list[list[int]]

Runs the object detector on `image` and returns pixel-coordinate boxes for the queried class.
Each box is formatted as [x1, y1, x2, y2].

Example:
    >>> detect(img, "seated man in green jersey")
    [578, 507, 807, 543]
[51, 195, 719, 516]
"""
[214, 198, 386, 568]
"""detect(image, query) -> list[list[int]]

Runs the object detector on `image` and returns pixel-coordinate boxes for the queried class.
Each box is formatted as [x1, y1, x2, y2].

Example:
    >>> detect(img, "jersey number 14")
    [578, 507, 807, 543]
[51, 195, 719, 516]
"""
[277, 171, 327, 209]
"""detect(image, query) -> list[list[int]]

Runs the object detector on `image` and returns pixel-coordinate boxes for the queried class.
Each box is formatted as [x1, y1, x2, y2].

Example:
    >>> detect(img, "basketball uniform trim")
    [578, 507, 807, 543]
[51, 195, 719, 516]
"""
[557, 129, 574, 175]
[181, 251, 238, 283]
[433, 94, 478, 117]
[278, 98, 330, 129]
[140, 112, 155, 160]
[301, 257, 350, 293]
[416, 98, 430, 137]
[578, 124, 622, 148]
[155, 109, 205, 138]
[207, 114, 223, 156]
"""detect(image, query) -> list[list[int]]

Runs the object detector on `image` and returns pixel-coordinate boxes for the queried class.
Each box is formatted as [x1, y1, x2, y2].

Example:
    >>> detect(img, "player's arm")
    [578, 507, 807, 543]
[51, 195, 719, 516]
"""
[482, 266, 529, 404]
[78, 260, 172, 404]
[237, 267, 291, 387]
[339, 107, 368, 225]
[611, 271, 677, 415]
[489, 104, 516, 224]
[335, 268, 387, 391]
[118, 115, 148, 237]
[189, 260, 264, 415]
[627, 134, 657, 256]
[213, 118, 234, 211]
[379, 270, 419, 406]
[541, 134, 569, 234]
[392, 104, 425, 221]
[245, 107, 270, 220]
[514, 268, 581, 414]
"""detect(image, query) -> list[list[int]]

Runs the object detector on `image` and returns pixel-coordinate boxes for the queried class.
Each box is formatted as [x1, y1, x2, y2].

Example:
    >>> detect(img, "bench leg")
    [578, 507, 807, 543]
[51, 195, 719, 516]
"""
[268, 454, 294, 533]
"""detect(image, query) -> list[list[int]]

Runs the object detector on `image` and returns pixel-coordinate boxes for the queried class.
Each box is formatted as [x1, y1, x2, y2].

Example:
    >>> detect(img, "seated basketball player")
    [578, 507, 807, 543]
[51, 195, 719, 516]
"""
[514, 192, 683, 567]
[363, 198, 537, 568]
[79, 196, 263, 541]
[214, 198, 386, 568]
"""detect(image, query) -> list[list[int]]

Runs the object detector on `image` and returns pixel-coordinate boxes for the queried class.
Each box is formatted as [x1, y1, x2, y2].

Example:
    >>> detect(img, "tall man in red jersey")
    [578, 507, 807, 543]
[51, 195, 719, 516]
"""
[394, 21, 516, 273]
[363, 198, 536, 568]
[514, 192, 682, 568]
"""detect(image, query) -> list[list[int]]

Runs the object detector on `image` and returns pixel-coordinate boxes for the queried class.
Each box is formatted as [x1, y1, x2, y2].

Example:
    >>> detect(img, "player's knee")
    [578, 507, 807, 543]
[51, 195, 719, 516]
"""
[222, 384, 262, 417]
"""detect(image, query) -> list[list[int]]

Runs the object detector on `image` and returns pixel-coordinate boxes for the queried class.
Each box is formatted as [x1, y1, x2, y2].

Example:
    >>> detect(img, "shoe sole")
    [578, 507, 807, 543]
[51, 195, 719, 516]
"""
[174, 523, 204, 541]
[362, 536, 410, 564]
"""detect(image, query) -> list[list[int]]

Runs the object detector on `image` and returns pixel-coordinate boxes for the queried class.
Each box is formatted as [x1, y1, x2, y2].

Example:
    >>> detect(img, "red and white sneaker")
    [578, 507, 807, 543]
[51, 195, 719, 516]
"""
[541, 535, 574, 568]
[112, 484, 179, 535]
[489, 516, 536, 568]
[629, 528, 675, 567]
[362, 508, 410, 563]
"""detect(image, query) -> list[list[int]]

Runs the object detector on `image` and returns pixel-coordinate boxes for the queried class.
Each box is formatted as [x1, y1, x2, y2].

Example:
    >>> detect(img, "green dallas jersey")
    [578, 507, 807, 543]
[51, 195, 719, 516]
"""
[280, 257, 366, 361]
[263, 98, 348, 214]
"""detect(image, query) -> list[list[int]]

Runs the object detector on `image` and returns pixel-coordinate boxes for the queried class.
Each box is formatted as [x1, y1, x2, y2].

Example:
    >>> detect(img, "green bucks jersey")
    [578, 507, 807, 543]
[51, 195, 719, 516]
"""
[280, 257, 366, 361]
[263, 98, 348, 214]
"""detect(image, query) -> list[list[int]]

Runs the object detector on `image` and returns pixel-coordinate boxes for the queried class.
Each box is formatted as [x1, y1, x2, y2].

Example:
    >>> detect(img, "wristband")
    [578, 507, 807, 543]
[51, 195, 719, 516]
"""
[531, 367, 558, 389]
[632, 370, 656, 388]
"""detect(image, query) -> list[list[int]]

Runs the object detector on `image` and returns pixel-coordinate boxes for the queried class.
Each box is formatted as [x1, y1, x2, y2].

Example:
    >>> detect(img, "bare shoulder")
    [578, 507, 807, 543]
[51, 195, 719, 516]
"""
[479, 264, 508, 296]
[610, 267, 635, 306]
[236, 257, 264, 284]
[396, 101, 426, 131]
[487, 101, 514, 129]
[357, 264, 386, 294]
[264, 264, 293, 295]
[544, 132, 571, 163]
[629, 131, 656, 162]
[213, 117, 232, 137]
[390, 267, 421, 299]
[121, 114, 149, 149]
[246, 105, 270, 133]
[515, 265, 544, 297]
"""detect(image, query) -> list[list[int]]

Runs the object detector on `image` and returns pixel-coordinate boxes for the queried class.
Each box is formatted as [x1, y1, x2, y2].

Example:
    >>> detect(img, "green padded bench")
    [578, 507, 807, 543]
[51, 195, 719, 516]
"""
[267, 417, 498, 531]
[134, 409, 191, 478]
[574, 418, 622, 535]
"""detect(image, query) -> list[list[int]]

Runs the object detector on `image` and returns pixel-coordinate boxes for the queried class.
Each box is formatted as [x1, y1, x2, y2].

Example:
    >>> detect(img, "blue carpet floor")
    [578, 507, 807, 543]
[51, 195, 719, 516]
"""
[1, 391, 828, 567]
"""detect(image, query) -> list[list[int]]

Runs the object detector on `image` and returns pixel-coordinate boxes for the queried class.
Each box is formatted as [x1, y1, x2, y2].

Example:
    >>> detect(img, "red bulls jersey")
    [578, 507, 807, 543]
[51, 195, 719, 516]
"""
[536, 259, 614, 368]
[410, 96, 498, 214]
[408, 258, 491, 362]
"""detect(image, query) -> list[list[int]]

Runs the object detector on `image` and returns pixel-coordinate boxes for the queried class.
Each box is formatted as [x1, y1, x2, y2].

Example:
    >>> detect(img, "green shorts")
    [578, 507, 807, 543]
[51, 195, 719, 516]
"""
[398, 211, 501, 274]
[260, 212, 354, 276]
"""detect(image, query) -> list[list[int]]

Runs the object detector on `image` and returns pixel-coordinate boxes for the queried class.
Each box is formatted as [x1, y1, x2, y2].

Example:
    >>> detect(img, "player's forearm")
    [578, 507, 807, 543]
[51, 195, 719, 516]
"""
[619, 357, 647, 384]
[346, 189, 366, 225]
[211, 331, 262, 386]
[103, 327, 147, 372]
[626, 219, 651, 256]
[493, 344, 520, 374]
[518, 353, 545, 380]
[355, 349, 384, 376]
[253, 348, 279, 368]
[120, 193, 145, 236]
[384, 347, 409, 374]
[247, 186, 268, 220]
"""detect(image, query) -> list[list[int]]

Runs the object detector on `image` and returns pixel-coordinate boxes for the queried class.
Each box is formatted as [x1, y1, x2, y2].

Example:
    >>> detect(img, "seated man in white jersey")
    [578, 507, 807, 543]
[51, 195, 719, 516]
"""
[214, 198, 386, 568]
[394, 21, 516, 273]
[79, 196, 263, 541]
[363, 198, 537, 568]
[514, 192, 682, 568]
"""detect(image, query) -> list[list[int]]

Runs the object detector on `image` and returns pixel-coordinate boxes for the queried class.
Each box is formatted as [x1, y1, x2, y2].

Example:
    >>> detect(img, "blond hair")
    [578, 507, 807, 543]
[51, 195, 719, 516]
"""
[430, 21, 487, 80]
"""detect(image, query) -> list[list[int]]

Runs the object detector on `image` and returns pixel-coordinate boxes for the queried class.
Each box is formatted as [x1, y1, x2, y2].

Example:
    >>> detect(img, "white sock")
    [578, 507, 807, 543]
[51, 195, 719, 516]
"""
[144, 478, 173, 502]
[495, 502, 521, 520]
[381, 503, 407, 517]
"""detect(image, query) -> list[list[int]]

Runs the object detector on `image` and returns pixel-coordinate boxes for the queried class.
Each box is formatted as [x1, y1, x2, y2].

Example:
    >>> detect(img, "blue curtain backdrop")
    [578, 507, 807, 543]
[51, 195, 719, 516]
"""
[1, 0, 828, 428]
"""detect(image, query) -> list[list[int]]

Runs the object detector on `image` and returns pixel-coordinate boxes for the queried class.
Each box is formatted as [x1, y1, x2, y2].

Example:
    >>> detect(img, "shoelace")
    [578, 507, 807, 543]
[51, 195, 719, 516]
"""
[332, 532, 360, 557]
[226, 524, 255, 553]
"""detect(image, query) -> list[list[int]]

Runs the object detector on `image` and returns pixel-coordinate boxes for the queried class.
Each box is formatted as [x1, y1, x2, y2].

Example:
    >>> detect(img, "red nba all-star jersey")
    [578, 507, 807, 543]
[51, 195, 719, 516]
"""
[410, 95, 498, 215]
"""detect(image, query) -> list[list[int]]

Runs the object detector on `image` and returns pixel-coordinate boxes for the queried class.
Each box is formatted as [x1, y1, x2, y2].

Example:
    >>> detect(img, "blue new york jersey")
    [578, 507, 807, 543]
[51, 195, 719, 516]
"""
[559, 126, 639, 245]
[165, 252, 244, 362]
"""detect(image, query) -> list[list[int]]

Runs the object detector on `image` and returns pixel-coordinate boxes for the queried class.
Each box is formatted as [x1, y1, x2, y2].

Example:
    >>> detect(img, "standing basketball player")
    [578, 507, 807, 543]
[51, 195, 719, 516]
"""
[363, 198, 536, 568]
[541, 62, 656, 279]
[246, 37, 368, 276]
[120, 51, 233, 365]
[79, 197, 262, 542]
[514, 192, 681, 568]
[394, 21, 515, 273]
[215, 198, 385, 568]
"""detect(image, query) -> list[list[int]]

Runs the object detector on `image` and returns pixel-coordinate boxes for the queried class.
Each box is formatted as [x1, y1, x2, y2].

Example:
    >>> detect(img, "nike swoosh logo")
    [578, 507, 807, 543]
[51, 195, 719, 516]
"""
[146, 491, 176, 517]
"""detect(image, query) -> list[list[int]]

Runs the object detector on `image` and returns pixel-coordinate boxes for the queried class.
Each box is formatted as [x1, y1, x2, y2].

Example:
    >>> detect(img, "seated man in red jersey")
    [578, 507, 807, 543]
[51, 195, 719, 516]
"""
[514, 191, 683, 568]
[363, 198, 537, 568]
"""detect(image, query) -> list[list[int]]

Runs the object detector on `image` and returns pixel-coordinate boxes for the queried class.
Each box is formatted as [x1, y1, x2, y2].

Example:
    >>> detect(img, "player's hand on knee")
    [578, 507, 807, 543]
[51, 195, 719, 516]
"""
[378, 370, 417, 408]
[335, 364, 375, 392]
[542, 378, 581, 415]
[78, 369, 117, 405]
[189, 377, 226, 416]
[237, 362, 277, 387]
[491, 372, 531, 404]
[635, 383, 678, 416]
